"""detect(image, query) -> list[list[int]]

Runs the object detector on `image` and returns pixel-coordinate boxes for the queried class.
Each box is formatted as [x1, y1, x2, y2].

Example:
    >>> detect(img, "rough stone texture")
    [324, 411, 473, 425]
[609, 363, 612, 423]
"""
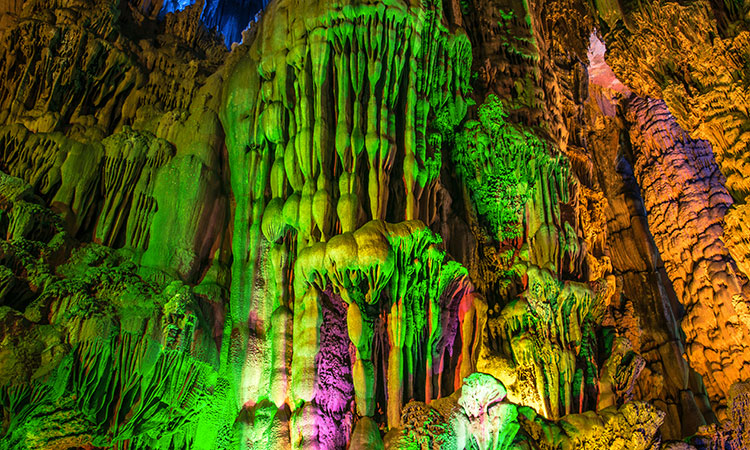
[583, 79, 713, 438]
[598, 0, 750, 203]
[0, 0, 230, 285]
[623, 95, 750, 417]
[2, 0, 750, 449]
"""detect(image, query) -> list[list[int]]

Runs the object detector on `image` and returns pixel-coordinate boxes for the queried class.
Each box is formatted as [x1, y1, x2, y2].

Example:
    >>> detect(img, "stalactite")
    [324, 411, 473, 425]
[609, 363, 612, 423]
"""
[7, 0, 750, 448]
[220, 2, 472, 443]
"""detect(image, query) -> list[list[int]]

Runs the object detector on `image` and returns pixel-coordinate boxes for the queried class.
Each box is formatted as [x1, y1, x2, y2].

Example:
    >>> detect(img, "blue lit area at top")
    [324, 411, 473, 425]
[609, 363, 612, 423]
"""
[159, 0, 268, 47]
[160, 0, 195, 13]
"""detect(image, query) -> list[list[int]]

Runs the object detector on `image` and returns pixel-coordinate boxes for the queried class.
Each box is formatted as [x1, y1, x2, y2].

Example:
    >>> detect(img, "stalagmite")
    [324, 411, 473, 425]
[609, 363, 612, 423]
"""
[347, 300, 375, 416]
[290, 287, 321, 406]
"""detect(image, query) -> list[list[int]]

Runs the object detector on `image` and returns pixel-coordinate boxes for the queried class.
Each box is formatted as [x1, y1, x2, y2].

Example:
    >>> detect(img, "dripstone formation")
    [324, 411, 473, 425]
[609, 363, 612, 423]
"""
[1, 0, 750, 449]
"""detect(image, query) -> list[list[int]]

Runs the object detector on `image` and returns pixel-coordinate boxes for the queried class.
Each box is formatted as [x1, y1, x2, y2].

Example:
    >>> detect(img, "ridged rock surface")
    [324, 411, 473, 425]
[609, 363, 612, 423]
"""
[1, 0, 750, 449]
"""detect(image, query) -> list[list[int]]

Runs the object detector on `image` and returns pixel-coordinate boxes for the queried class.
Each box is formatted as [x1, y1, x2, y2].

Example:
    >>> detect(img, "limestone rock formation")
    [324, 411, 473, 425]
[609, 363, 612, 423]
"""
[1, 0, 750, 449]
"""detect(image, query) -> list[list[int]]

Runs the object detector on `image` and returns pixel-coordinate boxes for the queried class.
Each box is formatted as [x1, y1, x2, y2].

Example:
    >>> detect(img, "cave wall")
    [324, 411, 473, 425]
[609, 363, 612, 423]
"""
[1, 0, 750, 449]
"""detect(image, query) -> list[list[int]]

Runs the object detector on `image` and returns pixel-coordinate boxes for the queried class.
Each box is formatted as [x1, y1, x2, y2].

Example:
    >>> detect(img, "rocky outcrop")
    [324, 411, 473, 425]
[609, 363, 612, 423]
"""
[0, 0, 229, 283]
[387, 372, 664, 450]
[583, 82, 713, 438]
[597, 0, 750, 204]
[0, 172, 233, 449]
[622, 96, 750, 417]
[3, 0, 750, 449]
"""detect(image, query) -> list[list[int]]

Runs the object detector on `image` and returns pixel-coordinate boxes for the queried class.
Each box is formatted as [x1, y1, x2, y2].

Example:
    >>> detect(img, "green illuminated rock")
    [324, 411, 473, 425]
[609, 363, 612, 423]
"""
[3, 0, 750, 448]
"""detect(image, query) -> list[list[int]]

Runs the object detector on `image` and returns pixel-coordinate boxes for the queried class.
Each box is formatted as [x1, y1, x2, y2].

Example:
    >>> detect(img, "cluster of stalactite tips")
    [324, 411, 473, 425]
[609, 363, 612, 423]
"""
[4, 0, 750, 449]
